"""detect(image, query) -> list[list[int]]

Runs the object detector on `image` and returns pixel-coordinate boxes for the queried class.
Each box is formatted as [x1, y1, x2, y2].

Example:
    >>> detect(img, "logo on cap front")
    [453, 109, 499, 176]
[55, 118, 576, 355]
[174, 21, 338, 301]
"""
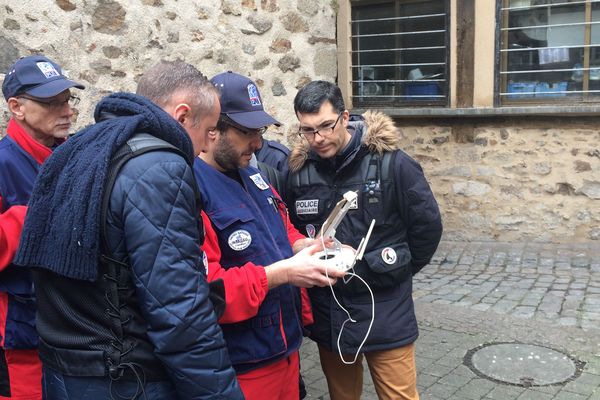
[247, 84, 261, 106]
[36, 62, 60, 79]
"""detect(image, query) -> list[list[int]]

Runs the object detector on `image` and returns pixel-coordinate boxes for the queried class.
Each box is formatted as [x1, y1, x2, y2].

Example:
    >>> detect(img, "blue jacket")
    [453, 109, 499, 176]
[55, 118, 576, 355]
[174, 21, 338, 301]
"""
[33, 145, 243, 399]
[0, 133, 38, 350]
[194, 159, 304, 374]
[256, 138, 290, 176]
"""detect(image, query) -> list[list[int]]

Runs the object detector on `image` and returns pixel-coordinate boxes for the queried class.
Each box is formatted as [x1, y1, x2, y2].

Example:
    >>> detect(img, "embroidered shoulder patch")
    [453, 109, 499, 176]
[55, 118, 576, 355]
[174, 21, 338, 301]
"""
[249, 173, 269, 190]
[228, 230, 252, 251]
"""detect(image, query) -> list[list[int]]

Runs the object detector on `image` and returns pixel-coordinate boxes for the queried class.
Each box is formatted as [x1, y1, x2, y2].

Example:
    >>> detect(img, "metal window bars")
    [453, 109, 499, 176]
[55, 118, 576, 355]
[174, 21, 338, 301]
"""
[350, 5, 448, 104]
[500, 0, 600, 101]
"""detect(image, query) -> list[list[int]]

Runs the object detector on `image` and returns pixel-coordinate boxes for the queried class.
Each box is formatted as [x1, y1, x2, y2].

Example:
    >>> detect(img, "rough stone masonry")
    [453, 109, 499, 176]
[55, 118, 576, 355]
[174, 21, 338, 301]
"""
[0, 0, 598, 243]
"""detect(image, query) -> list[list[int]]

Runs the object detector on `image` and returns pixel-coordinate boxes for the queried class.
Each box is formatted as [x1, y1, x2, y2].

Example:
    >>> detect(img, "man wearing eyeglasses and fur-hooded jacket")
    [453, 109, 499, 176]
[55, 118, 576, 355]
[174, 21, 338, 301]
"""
[286, 80, 443, 400]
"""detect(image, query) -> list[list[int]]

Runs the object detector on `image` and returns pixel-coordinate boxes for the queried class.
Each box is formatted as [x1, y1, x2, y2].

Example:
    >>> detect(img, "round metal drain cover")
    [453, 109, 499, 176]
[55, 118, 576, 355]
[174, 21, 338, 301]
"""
[465, 343, 582, 387]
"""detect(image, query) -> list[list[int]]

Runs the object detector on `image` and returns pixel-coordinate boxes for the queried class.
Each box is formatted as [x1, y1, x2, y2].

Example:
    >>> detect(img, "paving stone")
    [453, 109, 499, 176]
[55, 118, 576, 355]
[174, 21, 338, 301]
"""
[552, 390, 588, 400]
[438, 372, 472, 387]
[516, 390, 554, 400]
[485, 385, 525, 399]
[423, 363, 456, 378]
[417, 372, 440, 389]
[562, 379, 600, 396]
[558, 317, 578, 326]
[530, 384, 561, 395]
[422, 383, 460, 398]
[512, 306, 536, 319]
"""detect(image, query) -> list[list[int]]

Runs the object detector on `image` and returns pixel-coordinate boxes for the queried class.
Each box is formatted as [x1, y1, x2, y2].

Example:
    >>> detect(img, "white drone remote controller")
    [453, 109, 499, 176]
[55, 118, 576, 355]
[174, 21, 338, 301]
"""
[313, 191, 375, 271]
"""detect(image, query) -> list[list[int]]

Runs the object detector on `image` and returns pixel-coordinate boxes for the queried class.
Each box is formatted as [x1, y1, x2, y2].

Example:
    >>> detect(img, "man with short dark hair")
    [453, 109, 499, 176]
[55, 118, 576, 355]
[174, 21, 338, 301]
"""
[0, 55, 84, 400]
[287, 80, 443, 400]
[194, 71, 346, 400]
[14, 61, 243, 399]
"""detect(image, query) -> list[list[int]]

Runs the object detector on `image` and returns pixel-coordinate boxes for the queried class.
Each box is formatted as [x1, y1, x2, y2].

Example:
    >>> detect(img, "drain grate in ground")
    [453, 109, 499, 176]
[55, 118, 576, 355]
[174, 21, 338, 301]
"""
[464, 342, 585, 387]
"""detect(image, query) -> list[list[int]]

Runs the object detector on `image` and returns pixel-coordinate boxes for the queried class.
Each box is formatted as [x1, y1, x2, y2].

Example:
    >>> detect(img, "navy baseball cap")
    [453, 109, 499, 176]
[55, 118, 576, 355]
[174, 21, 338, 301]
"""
[2, 55, 84, 101]
[211, 71, 281, 129]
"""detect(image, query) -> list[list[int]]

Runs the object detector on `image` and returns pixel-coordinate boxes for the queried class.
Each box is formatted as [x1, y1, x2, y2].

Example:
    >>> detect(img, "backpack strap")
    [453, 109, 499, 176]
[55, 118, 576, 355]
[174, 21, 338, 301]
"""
[258, 160, 285, 200]
[100, 133, 189, 379]
[100, 133, 187, 255]
[100, 133, 224, 343]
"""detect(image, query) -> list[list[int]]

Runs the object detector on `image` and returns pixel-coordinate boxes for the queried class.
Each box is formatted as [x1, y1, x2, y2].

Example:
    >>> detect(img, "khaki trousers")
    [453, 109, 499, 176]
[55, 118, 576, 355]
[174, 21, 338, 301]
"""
[318, 343, 419, 400]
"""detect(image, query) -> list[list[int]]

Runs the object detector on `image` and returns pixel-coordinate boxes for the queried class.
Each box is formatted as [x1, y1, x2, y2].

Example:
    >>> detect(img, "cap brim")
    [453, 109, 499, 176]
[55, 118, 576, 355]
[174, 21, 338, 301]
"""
[227, 110, 282, 129]
[26, 78, 85, 99]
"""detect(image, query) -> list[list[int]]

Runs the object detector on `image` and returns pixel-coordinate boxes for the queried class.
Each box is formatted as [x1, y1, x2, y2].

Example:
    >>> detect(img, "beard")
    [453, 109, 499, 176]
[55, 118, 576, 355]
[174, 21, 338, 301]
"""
[214, 136, 247, 171]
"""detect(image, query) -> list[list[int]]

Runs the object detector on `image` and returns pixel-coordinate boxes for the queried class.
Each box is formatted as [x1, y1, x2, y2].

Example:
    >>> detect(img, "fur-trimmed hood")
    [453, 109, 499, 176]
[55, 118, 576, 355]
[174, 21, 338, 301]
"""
[288, 110, 402, 173]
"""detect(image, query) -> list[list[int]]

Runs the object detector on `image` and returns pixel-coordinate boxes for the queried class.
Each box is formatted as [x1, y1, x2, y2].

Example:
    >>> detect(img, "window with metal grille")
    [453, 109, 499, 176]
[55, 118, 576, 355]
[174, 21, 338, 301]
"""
[500, 0, 600, 104]
[350, 0, 449, 107]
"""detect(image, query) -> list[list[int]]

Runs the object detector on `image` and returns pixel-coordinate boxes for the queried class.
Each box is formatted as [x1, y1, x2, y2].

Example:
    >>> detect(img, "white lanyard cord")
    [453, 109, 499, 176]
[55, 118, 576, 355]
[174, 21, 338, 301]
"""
[322, 236, 375, 365]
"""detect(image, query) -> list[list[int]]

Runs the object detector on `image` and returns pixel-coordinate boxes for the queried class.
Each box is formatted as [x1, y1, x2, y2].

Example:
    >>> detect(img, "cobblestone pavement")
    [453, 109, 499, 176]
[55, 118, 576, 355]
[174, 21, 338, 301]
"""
[300, 241, 600, 400]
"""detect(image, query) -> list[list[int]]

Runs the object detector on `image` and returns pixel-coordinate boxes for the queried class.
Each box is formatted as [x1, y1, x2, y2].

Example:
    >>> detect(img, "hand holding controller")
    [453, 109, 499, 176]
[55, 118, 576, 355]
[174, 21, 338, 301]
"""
[312, 191, 376, 272]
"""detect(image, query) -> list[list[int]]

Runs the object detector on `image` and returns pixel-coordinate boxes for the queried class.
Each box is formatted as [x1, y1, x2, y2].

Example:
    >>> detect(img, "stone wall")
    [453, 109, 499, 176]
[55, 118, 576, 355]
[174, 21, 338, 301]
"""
[396, 117, 600, 243]
[1, 1, 598, 243]
[0, 0, 338, 140]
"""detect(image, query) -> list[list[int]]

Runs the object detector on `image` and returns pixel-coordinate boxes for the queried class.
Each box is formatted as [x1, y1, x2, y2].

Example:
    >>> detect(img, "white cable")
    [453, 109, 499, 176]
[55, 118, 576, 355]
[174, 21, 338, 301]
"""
[321, 237, 375, 365]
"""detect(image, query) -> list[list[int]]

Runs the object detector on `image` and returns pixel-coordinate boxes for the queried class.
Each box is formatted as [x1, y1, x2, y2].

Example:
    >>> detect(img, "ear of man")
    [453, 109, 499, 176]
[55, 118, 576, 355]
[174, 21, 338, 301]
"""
[172, 103, 191, 126]
[7, 98, 25, 119]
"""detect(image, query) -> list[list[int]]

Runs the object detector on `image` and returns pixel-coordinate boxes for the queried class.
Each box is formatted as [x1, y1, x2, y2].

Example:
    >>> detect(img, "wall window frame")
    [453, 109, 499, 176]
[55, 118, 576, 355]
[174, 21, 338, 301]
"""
[498, 0, 600, 105]
[347, 0, 451, 109]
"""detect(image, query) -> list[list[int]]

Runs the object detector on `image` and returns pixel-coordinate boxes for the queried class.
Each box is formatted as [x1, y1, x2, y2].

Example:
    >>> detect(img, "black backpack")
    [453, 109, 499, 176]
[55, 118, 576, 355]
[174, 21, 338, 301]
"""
[100, 133, 226, 318]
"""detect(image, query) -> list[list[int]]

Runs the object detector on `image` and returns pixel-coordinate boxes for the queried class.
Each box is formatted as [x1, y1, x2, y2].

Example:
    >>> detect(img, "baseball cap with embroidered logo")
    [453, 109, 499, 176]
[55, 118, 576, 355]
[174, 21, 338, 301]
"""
[210, 71, 281, 129]
[2, 55, 85, 101]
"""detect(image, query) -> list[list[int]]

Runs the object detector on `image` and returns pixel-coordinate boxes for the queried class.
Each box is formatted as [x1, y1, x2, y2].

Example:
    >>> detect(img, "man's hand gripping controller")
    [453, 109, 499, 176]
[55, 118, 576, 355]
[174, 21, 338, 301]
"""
[313, 191, 375, 271]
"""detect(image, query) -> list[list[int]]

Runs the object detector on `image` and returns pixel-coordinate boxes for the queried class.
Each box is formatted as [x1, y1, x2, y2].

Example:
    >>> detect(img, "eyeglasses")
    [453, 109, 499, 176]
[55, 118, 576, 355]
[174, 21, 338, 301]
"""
[298, 112, 343, 141]
[17, 94, 80, 109]
[218, 114, 268, 136]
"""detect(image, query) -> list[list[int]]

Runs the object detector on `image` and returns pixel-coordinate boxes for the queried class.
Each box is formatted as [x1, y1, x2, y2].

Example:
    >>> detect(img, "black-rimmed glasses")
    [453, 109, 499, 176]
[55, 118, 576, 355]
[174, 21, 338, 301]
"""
[17, 94, 80, 109]
[298, 112, 343, 141]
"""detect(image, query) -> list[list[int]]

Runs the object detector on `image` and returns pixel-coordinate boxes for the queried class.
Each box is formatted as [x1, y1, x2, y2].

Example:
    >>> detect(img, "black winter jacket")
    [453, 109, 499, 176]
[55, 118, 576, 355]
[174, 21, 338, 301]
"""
[287, 111, 443, 354]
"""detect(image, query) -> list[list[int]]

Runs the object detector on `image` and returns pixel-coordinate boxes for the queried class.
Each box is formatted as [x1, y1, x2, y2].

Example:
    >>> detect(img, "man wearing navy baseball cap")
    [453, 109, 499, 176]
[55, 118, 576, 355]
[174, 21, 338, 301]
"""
[194, 71, 346, 400]
[0, 55, 84, 399]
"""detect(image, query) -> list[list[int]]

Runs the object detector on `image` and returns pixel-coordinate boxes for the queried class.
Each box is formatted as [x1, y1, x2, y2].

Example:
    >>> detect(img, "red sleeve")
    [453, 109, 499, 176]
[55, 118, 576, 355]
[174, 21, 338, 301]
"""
[300, 288, 314, 327]
[0, 196, 27, 271]
[201, 211, 269, 324]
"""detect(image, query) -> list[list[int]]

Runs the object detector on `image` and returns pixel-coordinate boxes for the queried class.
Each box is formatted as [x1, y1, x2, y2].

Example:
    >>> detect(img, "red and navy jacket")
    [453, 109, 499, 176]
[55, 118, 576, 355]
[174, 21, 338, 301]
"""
[193, 158, 306, 374]
[0, 119, 56, 350]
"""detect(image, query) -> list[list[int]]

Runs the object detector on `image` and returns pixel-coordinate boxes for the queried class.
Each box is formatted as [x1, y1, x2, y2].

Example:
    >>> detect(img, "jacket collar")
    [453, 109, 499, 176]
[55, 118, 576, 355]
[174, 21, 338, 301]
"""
[5, 118, 59, 165]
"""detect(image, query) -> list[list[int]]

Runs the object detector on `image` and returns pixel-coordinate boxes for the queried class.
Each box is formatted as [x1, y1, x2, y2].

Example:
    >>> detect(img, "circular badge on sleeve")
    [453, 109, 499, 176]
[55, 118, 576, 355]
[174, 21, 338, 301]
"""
[381, 247, 397, 265]
[228, 230, 252, 251]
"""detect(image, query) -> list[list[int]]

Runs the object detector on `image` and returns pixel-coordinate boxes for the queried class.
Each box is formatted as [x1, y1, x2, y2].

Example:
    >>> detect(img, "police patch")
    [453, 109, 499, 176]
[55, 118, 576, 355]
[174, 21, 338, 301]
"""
[36, 62, 60, 79]
[381, 247, 397, 265]
[295, 199, 319, 215]
[249, 173, 269, 190]
[228, 230, 252, 251]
